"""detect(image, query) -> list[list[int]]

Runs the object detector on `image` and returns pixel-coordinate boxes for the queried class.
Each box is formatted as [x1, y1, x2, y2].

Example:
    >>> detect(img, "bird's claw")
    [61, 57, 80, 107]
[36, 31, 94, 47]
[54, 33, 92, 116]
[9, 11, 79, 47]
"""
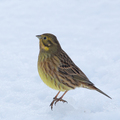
[50, 97, 68, 110]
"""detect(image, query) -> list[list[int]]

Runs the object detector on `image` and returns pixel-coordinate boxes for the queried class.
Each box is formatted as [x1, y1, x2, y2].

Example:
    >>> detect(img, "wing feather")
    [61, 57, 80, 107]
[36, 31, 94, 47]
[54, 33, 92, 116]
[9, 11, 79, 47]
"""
[57, 50, 94, 88]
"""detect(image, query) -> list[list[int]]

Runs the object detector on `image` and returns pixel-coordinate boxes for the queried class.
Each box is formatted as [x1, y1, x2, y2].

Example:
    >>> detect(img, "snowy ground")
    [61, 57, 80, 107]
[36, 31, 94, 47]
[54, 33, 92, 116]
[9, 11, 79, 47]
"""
[0, 0, 120, 120]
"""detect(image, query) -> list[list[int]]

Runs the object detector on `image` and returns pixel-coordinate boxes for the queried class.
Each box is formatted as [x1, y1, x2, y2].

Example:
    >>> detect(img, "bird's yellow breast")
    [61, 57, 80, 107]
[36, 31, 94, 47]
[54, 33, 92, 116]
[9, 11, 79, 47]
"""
[37, 54, 70, 91]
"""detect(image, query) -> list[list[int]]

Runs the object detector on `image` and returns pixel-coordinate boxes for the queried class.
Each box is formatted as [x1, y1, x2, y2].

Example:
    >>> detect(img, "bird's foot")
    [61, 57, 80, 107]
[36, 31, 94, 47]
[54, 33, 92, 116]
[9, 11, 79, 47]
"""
[50, 97, 67, 110]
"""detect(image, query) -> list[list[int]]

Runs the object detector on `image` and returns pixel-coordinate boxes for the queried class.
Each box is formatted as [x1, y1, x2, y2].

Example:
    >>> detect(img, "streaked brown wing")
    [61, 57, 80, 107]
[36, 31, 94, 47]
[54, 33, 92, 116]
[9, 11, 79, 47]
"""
[57, 50, 94, 88]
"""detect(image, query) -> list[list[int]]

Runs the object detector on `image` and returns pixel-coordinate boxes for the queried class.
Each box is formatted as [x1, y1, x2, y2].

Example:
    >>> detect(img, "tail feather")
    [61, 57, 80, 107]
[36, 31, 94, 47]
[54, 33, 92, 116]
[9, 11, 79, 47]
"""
[92, 86, 112, 99]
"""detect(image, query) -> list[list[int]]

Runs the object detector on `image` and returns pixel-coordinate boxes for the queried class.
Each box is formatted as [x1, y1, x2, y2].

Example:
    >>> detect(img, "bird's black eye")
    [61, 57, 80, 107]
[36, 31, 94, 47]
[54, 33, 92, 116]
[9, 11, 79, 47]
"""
[43, 37, 46, 40]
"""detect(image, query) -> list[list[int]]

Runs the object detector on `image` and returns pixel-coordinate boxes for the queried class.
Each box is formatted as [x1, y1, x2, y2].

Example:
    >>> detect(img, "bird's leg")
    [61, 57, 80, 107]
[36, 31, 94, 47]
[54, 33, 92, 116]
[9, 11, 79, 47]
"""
[50, 91, 68, 110]
[50, 91, 60, 110]
[54, 91, 68, 105]
[53, 91, 61, 100]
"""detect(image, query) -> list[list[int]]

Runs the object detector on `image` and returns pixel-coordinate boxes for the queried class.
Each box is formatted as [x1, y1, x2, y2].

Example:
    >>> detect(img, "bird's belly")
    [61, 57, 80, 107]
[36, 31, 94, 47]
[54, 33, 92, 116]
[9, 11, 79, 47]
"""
[38, 67, 66, 92]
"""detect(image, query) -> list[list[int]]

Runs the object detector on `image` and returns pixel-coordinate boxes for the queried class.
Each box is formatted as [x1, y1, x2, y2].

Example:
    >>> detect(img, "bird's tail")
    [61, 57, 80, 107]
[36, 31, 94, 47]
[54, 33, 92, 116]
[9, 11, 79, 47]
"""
[91, 86, 112, 99]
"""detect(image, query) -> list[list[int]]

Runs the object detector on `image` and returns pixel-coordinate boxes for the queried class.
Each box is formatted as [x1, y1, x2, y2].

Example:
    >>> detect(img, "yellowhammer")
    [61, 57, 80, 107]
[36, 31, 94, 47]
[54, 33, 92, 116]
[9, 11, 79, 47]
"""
[36, 33, 111, 109]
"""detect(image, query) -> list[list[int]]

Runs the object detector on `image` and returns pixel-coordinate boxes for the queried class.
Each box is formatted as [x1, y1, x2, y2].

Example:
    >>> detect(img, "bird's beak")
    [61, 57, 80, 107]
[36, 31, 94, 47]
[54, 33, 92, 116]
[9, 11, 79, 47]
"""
[36, 35, 41, 39]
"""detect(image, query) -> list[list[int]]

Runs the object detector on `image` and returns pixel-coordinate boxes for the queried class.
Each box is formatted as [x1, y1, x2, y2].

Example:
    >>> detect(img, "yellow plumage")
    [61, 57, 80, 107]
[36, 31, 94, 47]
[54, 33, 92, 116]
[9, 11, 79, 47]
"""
[38, 54, 71, 91]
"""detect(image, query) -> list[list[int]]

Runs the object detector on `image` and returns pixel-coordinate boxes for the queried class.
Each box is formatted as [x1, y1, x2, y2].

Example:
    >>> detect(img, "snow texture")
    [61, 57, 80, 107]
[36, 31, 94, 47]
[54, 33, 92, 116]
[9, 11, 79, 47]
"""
[0, 0, 120, 120]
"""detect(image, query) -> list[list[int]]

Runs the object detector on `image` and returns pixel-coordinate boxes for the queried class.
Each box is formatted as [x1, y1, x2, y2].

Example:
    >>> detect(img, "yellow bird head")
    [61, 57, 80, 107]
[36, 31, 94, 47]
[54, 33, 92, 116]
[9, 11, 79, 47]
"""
[36, 33, 61, 54]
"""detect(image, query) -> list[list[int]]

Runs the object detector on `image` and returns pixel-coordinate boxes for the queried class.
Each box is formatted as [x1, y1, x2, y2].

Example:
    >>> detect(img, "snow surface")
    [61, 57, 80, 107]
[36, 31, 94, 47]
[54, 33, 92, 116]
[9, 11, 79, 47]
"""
[0, 0, 120, 120]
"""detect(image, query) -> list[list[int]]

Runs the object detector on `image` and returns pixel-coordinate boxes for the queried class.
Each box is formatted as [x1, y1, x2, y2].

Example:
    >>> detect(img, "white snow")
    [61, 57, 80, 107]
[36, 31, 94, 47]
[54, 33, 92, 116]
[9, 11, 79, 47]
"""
[0, 0, 120, 119]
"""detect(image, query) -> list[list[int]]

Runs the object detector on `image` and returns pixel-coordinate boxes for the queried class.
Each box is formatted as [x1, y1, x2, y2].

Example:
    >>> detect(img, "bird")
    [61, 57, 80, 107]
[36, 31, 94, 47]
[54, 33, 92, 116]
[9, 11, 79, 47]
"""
[36, 33, 111, 110]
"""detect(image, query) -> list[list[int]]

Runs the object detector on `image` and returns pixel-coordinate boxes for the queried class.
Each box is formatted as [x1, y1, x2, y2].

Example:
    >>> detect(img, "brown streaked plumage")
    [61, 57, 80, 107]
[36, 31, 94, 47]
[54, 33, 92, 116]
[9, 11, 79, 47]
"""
[36, 33, 112, 110]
